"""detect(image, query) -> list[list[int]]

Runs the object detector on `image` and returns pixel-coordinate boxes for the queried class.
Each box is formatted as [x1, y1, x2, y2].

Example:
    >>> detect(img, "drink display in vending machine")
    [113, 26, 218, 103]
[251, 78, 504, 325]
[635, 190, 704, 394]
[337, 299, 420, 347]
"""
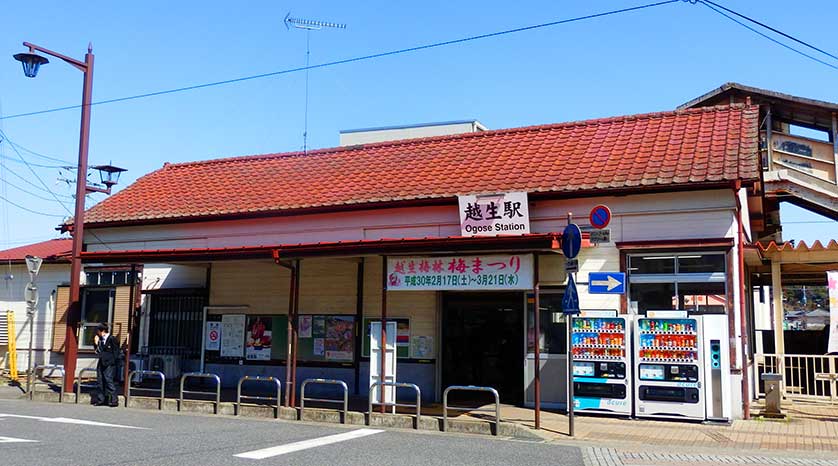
[571, 311, 632, 416]
[633, 312, 705, 420]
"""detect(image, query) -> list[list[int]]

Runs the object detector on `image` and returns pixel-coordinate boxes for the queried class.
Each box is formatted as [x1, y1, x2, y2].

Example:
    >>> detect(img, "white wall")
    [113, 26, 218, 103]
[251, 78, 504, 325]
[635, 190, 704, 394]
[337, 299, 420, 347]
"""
[0, 264, 69, 371]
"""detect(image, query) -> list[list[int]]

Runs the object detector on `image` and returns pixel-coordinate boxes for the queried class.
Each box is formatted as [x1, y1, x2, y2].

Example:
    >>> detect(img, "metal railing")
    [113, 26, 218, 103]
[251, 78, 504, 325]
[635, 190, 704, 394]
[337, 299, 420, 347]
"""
[300, 378, 348, 423]
[179, 372, 221, 413]
[75, 368, 99, 404]
[443, 385, 501, 435]
[754, 353, 838, 403]
[368, 381, 421, 428]
[28, 364, 65, 403]
[237, 376, 282, 418]
[126, 370, 166, 409]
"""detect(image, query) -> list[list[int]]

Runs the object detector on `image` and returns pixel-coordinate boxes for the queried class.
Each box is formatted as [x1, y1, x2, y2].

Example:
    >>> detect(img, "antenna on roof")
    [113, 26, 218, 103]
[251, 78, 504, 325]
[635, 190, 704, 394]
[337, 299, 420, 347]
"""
[284, 12, 346, 156]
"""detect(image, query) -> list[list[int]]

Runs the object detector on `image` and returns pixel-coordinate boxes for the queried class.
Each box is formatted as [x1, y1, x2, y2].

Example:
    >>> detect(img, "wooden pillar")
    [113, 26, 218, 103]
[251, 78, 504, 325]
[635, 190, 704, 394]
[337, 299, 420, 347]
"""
[353, 259, 364, 395]
[765, 107, 774, 171]
[832, 112, 838, 185]
[291, 260, 300, 406]
[771, 259, 785, 396]
[379, 256, 388, 413]
[533, 255, 541, 430]
[284, 263, 296, 407]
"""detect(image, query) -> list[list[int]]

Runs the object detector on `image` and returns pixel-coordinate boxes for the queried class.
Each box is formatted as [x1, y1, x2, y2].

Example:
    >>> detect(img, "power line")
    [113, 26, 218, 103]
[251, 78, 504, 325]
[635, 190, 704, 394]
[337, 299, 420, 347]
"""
[0, 148, 71, 169]
[1, 176, 72, 203]
[6, 140, 73, 165]
[0, 193, 65, 218]
[0, 0, 680, 121]
[698, 0, 838, 63]
[0, 128, 113, 250]
[0, 128, 76, 213]
[695, 1, 838, 71]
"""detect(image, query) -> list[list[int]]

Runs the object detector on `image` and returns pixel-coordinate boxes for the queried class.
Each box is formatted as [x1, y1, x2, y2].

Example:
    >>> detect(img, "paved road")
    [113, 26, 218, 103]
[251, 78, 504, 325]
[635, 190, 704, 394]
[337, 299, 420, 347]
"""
[0, 398, 582, 466]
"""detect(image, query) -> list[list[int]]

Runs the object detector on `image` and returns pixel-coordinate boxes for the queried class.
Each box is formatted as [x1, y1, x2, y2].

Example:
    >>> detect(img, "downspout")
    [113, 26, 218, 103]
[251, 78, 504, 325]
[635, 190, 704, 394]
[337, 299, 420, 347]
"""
[734, 181, 751, 420]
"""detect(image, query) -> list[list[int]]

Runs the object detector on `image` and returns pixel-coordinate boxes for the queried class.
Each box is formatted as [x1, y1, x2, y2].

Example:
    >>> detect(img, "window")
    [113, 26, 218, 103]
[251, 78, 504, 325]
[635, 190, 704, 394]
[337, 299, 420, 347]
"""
[628, 253, 727, 315]
[527, 290, 566, 354]
[80, 288, 114, 349]
[85, 270, 135, 287]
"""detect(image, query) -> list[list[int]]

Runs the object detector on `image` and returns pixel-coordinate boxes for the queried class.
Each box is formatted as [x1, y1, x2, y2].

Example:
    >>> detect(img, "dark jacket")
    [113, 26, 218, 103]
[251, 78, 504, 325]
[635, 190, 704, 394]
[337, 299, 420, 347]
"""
[97, 334, 121, 367]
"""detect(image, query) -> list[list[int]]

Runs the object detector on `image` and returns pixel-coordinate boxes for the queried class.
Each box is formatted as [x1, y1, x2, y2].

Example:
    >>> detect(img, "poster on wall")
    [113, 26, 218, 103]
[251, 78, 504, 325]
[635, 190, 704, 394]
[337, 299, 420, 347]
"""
[245, 316, 273, 361]
[324, 316, 354, 361]
[313, 338, 325, 356]
[299, 316, 313, 338]
[313, 317, 326, 337]
[220, 314, 245, 358]
[205, 322, 221, 351]
[411, 336, 433, 359]
[828, 271, 838, 354]
[387, 254, 533, 291]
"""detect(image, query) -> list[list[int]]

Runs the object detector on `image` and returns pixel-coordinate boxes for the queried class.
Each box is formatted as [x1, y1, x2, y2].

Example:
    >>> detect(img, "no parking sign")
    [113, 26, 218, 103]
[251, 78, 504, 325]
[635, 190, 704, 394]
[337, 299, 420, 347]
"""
[206, 321, 221, 351]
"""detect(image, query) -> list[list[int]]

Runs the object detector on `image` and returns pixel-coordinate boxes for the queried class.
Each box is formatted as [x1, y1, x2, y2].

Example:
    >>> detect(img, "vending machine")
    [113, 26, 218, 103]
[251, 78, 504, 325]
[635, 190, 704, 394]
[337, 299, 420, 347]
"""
[571, 311, 632, 416]
[633, 311, 705, 420]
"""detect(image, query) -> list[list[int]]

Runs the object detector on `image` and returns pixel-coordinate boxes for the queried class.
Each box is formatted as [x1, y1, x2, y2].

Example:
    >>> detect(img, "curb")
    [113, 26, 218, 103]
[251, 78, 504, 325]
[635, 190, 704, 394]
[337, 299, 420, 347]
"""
[25, 391, 541, 441]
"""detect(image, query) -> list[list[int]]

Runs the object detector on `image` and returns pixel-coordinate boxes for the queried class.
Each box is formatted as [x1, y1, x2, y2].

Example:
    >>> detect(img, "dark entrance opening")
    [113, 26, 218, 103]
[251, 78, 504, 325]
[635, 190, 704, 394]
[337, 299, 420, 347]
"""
[442, 292, 524, 404]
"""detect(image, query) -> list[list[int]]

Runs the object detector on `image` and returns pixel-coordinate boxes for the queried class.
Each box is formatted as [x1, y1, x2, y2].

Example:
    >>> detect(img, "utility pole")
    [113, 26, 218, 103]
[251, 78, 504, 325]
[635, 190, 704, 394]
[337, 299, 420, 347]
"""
[24, 255, 42, 393]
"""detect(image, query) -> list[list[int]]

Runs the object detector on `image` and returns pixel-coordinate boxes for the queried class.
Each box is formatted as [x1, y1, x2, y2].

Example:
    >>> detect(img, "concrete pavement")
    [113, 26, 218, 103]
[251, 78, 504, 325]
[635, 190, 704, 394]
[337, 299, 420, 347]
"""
[0, 398, 582, 466]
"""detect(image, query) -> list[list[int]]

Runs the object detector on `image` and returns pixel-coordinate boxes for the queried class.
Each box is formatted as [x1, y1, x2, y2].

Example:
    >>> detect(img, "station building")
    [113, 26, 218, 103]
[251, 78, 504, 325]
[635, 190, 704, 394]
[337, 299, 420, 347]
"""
[51, 83, 838, 420]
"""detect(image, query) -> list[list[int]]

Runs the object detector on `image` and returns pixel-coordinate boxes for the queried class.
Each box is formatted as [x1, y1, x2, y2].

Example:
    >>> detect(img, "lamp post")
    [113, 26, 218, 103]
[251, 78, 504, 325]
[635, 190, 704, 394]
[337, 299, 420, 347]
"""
[14, 42, 124, 392]
[24, 255, 42, 394]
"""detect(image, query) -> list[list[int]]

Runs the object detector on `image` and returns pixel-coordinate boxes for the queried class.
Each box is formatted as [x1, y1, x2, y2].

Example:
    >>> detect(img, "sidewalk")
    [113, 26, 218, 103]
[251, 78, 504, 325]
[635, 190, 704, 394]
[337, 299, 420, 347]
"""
[475, 400, 838, 454]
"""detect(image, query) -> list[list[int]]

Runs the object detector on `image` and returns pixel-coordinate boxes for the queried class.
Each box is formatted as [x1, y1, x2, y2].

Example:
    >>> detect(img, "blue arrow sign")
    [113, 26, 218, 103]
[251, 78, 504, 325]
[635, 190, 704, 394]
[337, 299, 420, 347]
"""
[562, 274, 580, 315]
[588, 272, 626, 294]
[561, 223, 582, 259]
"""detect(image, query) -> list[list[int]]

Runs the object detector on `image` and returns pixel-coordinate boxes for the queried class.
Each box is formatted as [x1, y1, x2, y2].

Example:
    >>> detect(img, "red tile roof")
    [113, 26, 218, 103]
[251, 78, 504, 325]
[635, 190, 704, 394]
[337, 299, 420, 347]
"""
[756, 240, 838, 253]
[0, 239, 72, 263]
[84, 104, 759, 226]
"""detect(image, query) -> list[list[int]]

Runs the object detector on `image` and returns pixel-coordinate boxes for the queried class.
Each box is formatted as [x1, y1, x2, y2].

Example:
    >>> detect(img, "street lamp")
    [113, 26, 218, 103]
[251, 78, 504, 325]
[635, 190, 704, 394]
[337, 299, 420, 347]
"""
[14, 41, 125, 392]
[24, 255, 42, 394]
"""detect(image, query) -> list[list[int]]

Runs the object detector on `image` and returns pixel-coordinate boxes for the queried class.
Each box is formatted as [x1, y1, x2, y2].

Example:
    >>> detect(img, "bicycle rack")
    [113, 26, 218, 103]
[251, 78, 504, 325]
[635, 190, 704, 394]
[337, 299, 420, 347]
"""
[442, 385, 501, 435]
[179, 372, 221, 414]
[29, 364, 65, 403]
[236, 376, 282, 418]
[300, 378, 348, 423]
[368, 381, 421, 429]
[126, 370, 166, 409]
[75, 367, 99, 404]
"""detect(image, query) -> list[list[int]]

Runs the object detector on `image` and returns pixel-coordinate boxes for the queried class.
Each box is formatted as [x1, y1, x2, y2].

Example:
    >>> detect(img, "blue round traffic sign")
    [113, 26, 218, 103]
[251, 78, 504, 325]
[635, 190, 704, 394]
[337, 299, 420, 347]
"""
[561, 223, 582, 259]
[589, 205, 611, 229]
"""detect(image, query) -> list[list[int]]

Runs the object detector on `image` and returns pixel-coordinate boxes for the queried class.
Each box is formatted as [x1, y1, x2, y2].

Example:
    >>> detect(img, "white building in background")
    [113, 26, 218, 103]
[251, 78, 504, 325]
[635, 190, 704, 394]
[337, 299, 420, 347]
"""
[0, 239, 72, 374]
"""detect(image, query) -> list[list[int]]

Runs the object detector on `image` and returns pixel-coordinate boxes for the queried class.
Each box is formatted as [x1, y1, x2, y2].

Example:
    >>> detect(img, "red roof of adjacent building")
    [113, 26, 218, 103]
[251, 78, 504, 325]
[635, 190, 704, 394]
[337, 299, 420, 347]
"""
[83, 104, 760, 226]
[0, 239, 72, 263]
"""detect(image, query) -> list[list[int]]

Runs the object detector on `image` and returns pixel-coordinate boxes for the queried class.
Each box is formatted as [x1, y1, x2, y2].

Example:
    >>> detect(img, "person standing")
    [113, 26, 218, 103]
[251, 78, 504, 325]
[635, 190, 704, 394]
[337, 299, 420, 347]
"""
[93, 323, 120, 407]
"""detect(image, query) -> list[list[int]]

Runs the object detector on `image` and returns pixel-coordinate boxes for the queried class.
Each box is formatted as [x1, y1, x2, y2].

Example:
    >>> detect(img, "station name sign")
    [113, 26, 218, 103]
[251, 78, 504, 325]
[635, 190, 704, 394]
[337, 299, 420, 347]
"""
[387, 254, 534, 291]
[458, 191, 530, 237]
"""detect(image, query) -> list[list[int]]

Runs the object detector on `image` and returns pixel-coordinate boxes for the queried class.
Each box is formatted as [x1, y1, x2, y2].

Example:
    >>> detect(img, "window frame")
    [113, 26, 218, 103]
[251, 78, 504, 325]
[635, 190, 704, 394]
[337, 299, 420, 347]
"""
[79, 287, 115, 350]
[627, 251, 728, 315]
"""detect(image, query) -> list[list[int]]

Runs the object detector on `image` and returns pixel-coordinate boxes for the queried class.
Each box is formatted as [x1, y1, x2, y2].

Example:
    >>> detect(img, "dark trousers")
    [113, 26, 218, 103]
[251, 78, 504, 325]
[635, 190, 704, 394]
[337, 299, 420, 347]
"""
[95, 363, 117, 405]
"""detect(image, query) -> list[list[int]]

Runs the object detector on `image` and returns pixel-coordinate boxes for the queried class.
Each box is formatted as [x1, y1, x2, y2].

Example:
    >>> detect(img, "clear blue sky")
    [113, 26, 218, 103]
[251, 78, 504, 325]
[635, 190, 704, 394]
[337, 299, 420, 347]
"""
[0, 0, 836, 247]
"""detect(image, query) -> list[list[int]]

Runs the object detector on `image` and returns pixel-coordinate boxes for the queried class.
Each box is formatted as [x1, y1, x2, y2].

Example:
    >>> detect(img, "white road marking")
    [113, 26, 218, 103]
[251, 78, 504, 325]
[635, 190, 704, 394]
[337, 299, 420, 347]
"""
[0, 413, 149, 430]
[0, 436, 38, 443]
[234, 428, 383, 460]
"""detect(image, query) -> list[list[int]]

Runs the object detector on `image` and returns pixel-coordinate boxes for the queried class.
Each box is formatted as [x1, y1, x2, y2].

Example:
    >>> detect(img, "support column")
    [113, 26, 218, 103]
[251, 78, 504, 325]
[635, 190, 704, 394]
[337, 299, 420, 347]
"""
[354, 259, 364, 395]
[771, 259, 785, 395]
[533, 255, 541, 430]
[123, 264, 142, 398]
[765, 107, 774, 171]
[284, 262, 296, 407]
[291, 260, 300, 406]
[832, 112, 837, 185]
[379, 256, 387, 414]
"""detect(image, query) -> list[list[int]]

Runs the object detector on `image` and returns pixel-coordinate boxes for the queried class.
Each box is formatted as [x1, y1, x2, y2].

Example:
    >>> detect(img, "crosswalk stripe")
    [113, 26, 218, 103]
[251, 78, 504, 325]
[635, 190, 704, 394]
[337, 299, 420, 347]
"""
[0, 436, 38, 443]
[234, 429, 383, 460]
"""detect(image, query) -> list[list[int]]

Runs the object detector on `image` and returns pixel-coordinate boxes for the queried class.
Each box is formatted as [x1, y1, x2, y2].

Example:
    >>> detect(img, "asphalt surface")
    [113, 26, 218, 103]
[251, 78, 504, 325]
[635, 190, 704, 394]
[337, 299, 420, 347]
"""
[0, 398, 583, 466]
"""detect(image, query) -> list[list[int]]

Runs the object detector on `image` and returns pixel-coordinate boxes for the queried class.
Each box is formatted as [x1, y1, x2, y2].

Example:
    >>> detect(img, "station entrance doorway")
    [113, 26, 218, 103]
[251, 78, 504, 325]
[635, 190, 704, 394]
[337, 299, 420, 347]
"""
[441, 292, 524, 404]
